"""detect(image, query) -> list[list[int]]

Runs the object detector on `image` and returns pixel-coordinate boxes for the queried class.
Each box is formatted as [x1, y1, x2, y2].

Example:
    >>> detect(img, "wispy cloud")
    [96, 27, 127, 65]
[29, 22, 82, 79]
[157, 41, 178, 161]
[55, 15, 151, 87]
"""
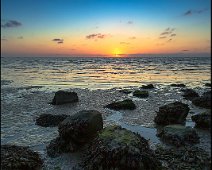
[183, 8, 208, 16]
[127, 21, 133, 24]
[167, 39, 172, 42]
[17, 36, 23, 39]
[170, 34, 176, 37]
[129, 36, 136, 40]
[86, 33, 107, 40]
[1, 20, 22, 28]
[1, 38, 7, 41]
[159, 36, 167, 39]
[52, 38, 64, 44]
[159, 27, 176, 42]
[120, 42, 130, 45]
[182, 49, 189, 51]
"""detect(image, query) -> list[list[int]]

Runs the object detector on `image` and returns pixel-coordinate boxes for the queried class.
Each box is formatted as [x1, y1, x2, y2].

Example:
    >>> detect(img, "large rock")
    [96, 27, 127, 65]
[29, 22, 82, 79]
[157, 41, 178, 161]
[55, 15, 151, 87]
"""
[105, 99, 136, 110]
[47, 110, 103, 157]
[79, 126, 162, 170]
[191, 111, 211, 129]
[205, 83, 211, 87]
[1, 145, 43, 170]
[192, 91, 211, 109]
[133, 90, 149, 98]
[157, 125, 199, 146]
[182, 88, 199, 100]
[141, 84, 154, 89]
[36, 114, 69, 127]
[154, 102, 190, 125]
[51, 90, 79, 105]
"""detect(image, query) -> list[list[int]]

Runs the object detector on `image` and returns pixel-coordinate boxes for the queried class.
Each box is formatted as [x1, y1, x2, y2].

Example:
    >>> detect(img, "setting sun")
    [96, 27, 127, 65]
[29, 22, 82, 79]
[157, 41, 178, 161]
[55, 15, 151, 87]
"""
[113, 48, 122, 57]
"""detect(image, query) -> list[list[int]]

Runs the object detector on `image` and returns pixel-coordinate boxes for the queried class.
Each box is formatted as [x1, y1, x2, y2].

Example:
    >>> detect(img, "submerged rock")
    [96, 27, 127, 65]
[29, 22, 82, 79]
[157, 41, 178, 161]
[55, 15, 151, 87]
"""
[182, 88, 199, 100]
[157, 125, 199, 146]
[47, 110, 103, 157]
[51, 90, 79, 105]
[36, 114, 69, 127]
[154, 102, 189, 125]
[119, 89, 132, 94]
[1, 145, 43, 170]
[155, 145, 211, 170]
[80, 125, 162, 170]
[133, 90, 149, 98]
[141, 84, 154, 89]
[191, 111, 211, 129]
[170, 83, 186, 87]
[192, 91, 211, 109]
[105, 99, 136, 110]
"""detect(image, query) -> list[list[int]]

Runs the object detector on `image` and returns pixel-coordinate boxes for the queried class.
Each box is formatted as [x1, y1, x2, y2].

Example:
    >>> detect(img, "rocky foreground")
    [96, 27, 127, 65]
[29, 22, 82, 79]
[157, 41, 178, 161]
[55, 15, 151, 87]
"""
[1, 83, 211, 169]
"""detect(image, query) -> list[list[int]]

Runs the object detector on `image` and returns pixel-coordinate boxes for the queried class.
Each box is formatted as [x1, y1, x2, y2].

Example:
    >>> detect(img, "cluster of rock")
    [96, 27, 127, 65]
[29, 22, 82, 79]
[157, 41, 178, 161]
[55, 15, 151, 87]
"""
[47, 110, 103, 157]
[79, 125, 162, 170]
[155, 145, 211, 170]
[1, 145, 43, 170]
[192, 91, 211, 109]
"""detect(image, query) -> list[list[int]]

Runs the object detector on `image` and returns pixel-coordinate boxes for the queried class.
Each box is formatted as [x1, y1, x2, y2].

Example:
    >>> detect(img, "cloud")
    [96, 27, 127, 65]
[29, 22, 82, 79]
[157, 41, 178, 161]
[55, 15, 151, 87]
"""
[129, 36, 136, 40]
[86, 33, 107, 40]
[52, 38, 64, 44]
[127, 21, 133, 24]
[182, 49, 189, 51]
[17, 36, 23, 39]
[1, 20, 22, 28]
[159, 36, 167, 39]
[1, 38, 7, 41]
[120, 42, 130, 45]
[167, 39, 172, 42]
[170, 34, 176, 37]
[183, 8, 208, 16]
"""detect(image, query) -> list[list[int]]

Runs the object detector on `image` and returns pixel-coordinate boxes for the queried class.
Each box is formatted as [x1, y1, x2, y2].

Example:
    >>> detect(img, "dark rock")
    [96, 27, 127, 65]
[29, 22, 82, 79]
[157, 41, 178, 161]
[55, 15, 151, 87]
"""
[155, 145, 211, 170]
[205, 83, 211, 87]
[191, 111, 211, 129]
[80, 125, 162, 170]
[51, 90, 79, 105]
[133, 90, 149, 98]
[46, 137, 78, 157]
[119, 89, 132, 94]
[157, 125, 199, 146]
[58, 110, 103, 144]
[170, 83, 186, 87]
[154, 101, 190, 125]
[105, 99, 136, 110]
[182, 88, 199, 100]
[1, 145, 43, 170]
[192, 91, 211, 109]
[36, 114, 69, 127]
[141, 84, 154, 89]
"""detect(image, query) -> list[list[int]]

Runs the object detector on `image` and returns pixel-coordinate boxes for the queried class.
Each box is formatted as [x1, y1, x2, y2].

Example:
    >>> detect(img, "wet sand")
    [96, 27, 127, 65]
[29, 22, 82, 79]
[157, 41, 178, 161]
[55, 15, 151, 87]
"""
[1, 84, 211, 169]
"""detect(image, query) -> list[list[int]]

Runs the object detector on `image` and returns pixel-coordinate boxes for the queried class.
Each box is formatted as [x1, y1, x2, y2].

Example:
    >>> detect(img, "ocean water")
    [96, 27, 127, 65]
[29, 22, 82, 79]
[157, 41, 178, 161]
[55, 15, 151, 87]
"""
[1, 56, 211, 90]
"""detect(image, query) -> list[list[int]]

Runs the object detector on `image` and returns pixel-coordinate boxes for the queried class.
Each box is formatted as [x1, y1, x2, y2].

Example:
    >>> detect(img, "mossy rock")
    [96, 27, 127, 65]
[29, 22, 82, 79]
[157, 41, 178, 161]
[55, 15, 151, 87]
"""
[80, 126, 162, 170]
[133, 90, 149, 98]
[105, 99, 136, 110]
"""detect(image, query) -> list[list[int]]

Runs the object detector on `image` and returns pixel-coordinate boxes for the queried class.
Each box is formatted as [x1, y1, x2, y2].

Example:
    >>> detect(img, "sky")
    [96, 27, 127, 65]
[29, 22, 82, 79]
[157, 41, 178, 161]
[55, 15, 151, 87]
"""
[1, 0, 211, 57]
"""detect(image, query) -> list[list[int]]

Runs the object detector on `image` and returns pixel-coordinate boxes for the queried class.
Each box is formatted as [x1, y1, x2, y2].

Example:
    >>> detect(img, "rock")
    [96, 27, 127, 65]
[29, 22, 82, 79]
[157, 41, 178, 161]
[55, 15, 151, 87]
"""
[191, 111, 211, 129]
[47, 110, 103, 157]
[58, 110, 103, 144]
[36, 114, 69, 127]
[170, 83, 186, 87]
[46, 137, 78, 157]
[205, 83, 211, 87]
[141, 84, 154, 89]
[182, 88, 199, 100]
[155, 145, 211, 170]
[133, 90, 149, 98]
[157, 125, 199, 146]
[51, 90, 79, 105]
[105, 99, 136, 110]
[154, 101, 190, 125]
[79, 126, 162, 170]
[119, 89, 132, 94]
[192, 91, 211, 109]
[1, 145, 43, 170]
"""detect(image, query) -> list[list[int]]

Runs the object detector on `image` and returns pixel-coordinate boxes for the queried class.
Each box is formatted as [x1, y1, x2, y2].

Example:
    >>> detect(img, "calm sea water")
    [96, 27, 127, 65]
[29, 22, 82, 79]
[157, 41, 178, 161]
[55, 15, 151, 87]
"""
[1, 56, 211, 89]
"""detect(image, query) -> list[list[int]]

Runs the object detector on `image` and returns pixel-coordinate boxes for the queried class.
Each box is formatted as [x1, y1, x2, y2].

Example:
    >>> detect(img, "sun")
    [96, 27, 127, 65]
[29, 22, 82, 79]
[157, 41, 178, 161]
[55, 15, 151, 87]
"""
[113, 48, 122, 57]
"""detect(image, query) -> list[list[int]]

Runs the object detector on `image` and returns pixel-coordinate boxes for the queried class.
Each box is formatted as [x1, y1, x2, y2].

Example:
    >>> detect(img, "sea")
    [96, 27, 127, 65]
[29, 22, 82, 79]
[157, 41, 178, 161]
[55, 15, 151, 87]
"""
[1, 56, 211, 90]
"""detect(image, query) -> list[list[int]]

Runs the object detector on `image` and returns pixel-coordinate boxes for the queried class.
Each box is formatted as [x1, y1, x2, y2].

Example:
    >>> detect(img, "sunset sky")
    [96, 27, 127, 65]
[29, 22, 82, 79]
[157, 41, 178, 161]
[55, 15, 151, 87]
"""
[1, 0, 211, 57]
